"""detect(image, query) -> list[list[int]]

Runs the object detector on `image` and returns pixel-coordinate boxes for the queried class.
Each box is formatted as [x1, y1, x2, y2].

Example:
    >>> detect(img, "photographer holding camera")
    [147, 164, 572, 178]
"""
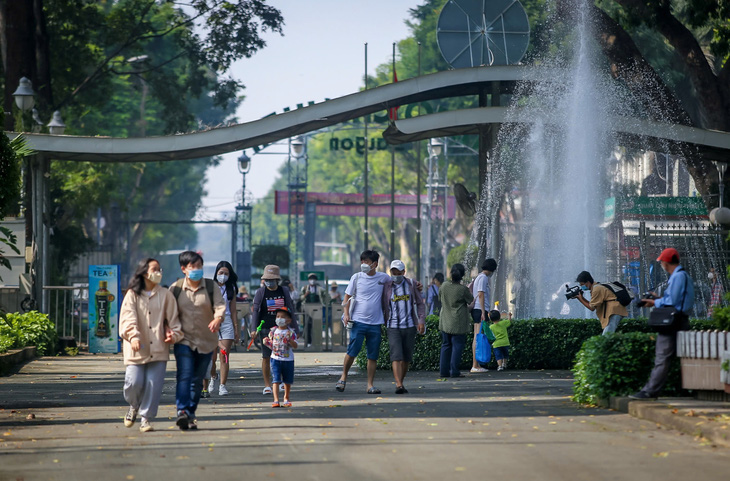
[573, 271, 627, 335]
[630, 248, 694, 400]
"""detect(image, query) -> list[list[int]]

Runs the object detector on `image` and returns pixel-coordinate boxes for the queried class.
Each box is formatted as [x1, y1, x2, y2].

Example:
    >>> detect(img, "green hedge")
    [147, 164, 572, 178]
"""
[0, 311, 57, 355]
[571, 332, 682, 404]
[355, 316, 717, 372]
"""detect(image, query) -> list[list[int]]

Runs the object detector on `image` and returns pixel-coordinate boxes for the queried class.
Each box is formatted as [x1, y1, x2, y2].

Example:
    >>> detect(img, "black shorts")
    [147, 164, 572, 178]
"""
[387, 327, 417, 362]
[471, 309, 485, 324]
[260, 328, 272, 358]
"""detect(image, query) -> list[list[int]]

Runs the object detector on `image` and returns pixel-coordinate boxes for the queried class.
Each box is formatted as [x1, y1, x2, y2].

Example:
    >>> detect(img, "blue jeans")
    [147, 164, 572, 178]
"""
[174, 344, 213, 417]
[346, 321, 383, 359]
[271, 359, 295, 385]
[439, 332, 467, 377]
[602, 314, 623, 335]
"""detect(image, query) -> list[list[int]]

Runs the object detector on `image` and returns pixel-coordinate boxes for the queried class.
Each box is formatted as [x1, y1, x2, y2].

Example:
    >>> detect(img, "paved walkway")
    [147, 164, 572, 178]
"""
[1, 351, 729, 481]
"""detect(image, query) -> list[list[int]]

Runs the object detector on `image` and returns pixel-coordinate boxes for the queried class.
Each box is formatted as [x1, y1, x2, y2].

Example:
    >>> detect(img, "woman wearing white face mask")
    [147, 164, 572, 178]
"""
[120, 258, 183, 432]
[205, 261, 240, 396]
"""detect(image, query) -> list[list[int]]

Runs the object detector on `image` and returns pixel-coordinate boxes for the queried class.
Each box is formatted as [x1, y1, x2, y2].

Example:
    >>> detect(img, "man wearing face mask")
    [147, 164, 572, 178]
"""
[299, 273, 330, 348]
[251, 265, 299, 395]
[470, 258, 497, 373]
[707, 267, 725, 317]
[383, 260, 426, 394]
[335, 250, 390, 394]
[630, 248, 694, 400]
[169, 251, 226, 430]
[575, 271, 628, 335]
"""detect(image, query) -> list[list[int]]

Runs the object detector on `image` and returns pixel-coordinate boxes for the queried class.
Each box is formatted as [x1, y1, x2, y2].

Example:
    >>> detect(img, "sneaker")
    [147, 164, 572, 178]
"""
[470, 367, 489, 373]
[218, 384, 229, 396]
[629, 391, 657, 400]
[176, 410, 190, 430]
[188, 419, 198, 430]
[139, 418, 154, 433]
[209, 377, 216, 392]
[201, 389, 210, 398]
[124, 406, 137, 427]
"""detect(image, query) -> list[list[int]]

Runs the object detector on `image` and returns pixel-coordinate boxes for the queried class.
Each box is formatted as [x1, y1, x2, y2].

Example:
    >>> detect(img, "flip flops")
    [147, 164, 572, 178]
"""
[335, 380, 346, 392]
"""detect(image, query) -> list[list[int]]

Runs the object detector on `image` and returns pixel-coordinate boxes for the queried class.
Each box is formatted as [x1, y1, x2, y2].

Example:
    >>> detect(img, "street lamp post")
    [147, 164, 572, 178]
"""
[287, 136, 308, 280]
[237, 152, 253, 283]
[423, 138, 444, 279]
[11, 77, 66, 314]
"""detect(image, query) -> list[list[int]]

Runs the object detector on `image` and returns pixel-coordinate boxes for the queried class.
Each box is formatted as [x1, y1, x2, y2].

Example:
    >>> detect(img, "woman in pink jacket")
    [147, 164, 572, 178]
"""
[120, 258, 183, 433]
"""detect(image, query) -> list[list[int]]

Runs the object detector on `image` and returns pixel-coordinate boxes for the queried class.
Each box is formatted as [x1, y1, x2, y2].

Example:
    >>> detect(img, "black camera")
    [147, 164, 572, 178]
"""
[565, 284, 581, 300]
[636, 292, 657, 307]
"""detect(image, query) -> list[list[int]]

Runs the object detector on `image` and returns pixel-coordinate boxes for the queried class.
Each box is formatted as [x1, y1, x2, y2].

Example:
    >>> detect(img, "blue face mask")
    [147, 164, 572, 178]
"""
[580, 285, 589, 291]
[187, 269, 204, 281]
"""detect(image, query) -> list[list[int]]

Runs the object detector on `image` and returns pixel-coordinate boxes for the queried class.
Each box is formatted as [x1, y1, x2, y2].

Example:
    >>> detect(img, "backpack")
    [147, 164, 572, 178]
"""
[170, 278, 216, 315]
[600, 281, 634, 307]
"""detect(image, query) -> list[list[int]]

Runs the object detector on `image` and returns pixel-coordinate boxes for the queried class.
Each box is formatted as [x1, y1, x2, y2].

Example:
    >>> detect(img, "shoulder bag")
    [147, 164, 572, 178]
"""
[647, 273, 688, 331]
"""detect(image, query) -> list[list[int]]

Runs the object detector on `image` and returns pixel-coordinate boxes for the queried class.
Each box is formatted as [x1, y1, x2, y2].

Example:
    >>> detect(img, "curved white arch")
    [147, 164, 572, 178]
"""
[16, 65, 730, 162]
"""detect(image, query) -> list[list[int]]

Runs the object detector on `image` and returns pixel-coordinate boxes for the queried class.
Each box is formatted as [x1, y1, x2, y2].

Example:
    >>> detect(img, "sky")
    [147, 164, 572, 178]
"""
[198, 1, 415, 220]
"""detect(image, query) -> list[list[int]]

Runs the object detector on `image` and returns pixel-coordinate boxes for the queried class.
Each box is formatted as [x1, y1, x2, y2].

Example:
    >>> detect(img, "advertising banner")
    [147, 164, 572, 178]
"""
[88, 265, 121, 353]
[274, 191, 456, 219]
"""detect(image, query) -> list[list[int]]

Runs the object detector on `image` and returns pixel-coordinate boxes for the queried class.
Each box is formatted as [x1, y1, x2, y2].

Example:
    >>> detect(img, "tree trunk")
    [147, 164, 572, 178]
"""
[1, 0, 37, 131]
[590, 5, 717, 206]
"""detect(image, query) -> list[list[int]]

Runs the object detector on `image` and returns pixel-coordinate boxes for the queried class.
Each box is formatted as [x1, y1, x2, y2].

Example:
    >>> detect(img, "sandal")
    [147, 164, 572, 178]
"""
[367, 387, 381, 394]
[271, 402, 280, 408]
[263, 386, 273, 395]
[335, 380, 346, 392]
[282, 400, 292, 408]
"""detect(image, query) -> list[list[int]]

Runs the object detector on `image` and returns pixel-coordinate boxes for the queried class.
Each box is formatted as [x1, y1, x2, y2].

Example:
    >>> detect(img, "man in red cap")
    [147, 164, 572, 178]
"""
[630, 248, 694, 400]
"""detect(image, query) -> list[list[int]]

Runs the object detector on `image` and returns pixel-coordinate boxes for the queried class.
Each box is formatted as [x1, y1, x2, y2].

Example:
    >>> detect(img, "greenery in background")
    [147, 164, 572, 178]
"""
[0, 311, 57, 356]
[1, 1, 284, 284]
[0, 133, 34, 283]
[572, 332, 682, 405]
[355, 316, 716, 372]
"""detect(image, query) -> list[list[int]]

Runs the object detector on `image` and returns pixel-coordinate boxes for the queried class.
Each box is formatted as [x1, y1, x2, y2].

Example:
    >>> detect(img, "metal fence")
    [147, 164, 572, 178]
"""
[608, 221, 730, 318]
[43, 286, 89, 346]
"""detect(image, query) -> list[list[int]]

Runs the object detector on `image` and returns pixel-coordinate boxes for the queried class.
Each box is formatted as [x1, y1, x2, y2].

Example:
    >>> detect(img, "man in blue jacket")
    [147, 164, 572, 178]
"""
[630, 248, 694, 400]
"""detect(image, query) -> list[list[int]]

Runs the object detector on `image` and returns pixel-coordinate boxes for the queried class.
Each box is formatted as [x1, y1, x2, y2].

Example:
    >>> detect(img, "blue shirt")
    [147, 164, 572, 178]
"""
[427, 285, 440, 315]
[654, 265, 694, 312]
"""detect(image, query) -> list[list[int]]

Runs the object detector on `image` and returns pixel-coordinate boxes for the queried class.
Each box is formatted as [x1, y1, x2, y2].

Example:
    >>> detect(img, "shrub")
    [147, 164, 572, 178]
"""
[2, 311, 57, 355]
[355, 317, 715, 372]
[0, 322, 16, 353]
[571, 332, 682, 405]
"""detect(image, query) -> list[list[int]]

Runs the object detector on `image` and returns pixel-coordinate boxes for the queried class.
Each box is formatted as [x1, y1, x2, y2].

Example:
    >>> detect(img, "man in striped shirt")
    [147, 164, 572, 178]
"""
[383, 260, 426, 394]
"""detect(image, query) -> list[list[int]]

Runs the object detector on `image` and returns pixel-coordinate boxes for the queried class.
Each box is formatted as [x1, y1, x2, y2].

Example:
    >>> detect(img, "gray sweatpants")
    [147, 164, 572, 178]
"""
[641, 317, 689, 396]
[124, 361, 167, 420]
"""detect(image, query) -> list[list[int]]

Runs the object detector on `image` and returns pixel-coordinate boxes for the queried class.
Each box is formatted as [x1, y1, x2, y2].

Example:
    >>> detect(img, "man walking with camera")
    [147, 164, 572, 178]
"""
[630, 248, 694, 400]
[574, 271, 627, 335]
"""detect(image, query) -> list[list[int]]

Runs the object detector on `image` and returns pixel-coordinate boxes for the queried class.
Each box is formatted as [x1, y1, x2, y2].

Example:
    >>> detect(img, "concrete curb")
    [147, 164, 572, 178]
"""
[0, 346, 37, 375]
[607, 396, 730, 448]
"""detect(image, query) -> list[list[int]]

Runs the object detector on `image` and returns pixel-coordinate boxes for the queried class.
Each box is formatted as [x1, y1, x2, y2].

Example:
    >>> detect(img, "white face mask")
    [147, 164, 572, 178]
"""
[275, 318, 288, 327]
[217, 274, 229, 284]
[309, 279, 316, 286]
[147, 271, 162, 285]
[708, 272, 715, 280]
[361, 263, 372, 273]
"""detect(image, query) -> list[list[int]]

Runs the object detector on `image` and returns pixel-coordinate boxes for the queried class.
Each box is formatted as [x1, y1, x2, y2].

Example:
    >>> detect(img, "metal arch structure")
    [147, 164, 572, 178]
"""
[16, 65, 730, 163]
[382, 107, 730, 162]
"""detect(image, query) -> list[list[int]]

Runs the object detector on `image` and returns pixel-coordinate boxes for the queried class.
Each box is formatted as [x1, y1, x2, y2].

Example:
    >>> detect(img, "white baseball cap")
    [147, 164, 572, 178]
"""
[390, 259, 406, 271]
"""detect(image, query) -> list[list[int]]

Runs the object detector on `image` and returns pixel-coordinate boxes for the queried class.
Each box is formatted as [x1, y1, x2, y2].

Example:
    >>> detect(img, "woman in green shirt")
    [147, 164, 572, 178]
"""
[438, 264, 474, 378]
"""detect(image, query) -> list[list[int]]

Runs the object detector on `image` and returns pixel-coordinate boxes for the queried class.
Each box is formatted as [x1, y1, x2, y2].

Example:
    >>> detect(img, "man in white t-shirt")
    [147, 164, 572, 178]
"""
[470, 258, 497, 373]
[335, 250, 422, 394]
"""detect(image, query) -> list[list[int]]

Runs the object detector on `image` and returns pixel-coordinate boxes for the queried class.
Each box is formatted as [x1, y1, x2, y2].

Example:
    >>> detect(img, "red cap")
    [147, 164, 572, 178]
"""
[657, 248, 680, 263]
